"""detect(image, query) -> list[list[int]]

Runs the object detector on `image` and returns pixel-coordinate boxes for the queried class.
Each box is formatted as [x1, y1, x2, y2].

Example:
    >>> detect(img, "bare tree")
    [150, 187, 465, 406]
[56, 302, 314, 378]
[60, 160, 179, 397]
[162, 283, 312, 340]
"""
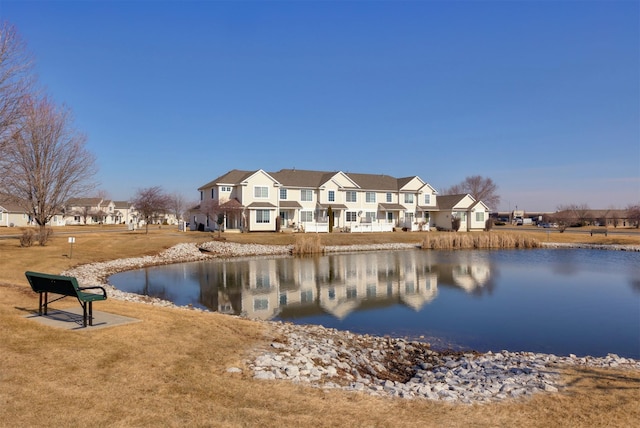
[169, 192, 187, 222]
[627, 203, 640, 229]
[443, 175, 500, 209]
[2, 95, 96, 244]
[79, 205, 92, 225]
[611, 211, 619, 228]
[0, 21, 33, 153]
[132, 186, 171, 234]
[557, 203, 591, 227]
[200, 198, 223, 235]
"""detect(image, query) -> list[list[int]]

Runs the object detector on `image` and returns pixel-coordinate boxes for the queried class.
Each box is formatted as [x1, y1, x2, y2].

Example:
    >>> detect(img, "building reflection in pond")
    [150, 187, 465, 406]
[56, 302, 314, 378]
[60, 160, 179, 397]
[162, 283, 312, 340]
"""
[187, 250, 493, 320]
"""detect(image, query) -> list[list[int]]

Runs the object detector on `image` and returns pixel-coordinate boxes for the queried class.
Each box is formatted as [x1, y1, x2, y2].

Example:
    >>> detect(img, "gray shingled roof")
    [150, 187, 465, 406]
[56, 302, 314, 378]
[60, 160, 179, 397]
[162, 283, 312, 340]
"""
[198, 168, 433, 195]
[270, 169, 339, 188]
[436, 194, 469, 210]
[113, 201, 132, 209]
[345, 173, 402, 191]
[67, 197, 103, 207]
[198, 169, 257, 190]
[378, 203, 406, 211]
[246, 202, 277, 208]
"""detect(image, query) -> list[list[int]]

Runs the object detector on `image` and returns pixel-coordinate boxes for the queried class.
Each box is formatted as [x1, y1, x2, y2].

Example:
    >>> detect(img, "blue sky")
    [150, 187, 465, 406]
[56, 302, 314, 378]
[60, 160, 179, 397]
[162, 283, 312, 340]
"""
[1, 0, 638, 212]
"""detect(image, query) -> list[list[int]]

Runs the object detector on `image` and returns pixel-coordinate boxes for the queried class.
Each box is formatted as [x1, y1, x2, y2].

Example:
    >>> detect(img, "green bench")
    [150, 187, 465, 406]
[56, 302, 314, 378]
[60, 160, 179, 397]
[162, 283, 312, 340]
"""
[25, 271, 107, 327]
[590, 229, 608, 236]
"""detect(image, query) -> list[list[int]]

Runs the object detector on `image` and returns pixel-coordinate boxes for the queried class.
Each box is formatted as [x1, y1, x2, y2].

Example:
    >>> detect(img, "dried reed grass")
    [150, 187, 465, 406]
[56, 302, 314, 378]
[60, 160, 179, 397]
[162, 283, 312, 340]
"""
[422, 232, 541, 250]
[292, 234, 324, 255]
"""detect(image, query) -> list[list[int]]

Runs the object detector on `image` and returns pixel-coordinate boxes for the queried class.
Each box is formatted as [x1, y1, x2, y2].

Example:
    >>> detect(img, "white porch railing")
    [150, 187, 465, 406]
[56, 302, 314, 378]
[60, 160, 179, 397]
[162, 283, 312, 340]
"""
[397, 220, 430, 231]
[349, 221, 394, 233]
[301, 221, 329, 233]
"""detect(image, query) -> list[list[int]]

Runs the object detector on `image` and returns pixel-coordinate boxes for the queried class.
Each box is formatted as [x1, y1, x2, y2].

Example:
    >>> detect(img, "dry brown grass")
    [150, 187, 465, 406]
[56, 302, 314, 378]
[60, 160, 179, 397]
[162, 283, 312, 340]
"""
[422, 232, 541, 249]
[292, 234, 323, 255]
[1, 225, 639, 427]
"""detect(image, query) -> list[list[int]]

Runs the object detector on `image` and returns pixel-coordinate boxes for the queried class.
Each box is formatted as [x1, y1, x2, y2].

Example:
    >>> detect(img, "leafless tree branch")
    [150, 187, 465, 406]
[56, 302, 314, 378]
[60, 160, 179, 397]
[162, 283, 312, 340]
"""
[2, 94, 96, 244]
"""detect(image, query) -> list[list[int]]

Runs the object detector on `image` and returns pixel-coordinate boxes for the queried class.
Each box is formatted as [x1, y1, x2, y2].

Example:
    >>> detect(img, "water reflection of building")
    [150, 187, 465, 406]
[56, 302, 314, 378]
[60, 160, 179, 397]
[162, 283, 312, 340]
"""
[193, 250, 492, 321]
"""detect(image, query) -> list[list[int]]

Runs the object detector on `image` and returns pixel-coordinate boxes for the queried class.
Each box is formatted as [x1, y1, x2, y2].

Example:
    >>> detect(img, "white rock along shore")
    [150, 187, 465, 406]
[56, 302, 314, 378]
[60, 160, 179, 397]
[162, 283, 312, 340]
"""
[62, 240, 640, 404]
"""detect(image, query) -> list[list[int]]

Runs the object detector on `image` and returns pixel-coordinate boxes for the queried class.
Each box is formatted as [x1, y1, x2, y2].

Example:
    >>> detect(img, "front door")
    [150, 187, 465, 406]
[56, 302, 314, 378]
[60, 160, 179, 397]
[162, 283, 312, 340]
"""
[280, 211, 289, 227]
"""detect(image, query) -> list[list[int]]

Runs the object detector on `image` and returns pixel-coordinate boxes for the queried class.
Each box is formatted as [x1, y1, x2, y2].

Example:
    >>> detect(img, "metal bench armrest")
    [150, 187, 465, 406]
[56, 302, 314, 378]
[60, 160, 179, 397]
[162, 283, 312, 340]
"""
[78, 286, 108, 298]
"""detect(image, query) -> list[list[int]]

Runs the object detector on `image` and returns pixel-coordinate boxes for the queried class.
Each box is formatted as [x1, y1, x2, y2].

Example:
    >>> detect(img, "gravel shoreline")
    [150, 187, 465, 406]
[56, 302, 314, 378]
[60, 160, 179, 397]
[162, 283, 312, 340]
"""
[62, 241, 640, 404]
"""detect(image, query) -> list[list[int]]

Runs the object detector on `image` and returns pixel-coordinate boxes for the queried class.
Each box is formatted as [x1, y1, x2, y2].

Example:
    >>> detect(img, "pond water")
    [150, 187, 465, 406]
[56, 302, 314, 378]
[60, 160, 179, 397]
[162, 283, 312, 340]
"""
[109, 249, 640, 358]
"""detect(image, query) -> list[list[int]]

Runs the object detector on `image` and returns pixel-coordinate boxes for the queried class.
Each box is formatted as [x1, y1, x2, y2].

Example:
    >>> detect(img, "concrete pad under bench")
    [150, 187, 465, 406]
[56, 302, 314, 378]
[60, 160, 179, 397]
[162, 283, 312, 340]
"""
[24, 307, 140, 331]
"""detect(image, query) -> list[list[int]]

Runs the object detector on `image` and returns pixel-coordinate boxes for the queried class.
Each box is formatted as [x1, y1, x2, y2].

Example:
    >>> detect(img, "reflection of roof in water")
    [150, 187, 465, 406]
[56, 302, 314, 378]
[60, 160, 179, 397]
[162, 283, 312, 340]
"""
[400, 291, 438, 311]
[277, 293, 436, 321]
[451, 274, 479, 292]
[433, 264, 489, 293]
[320, 300, 359, 320]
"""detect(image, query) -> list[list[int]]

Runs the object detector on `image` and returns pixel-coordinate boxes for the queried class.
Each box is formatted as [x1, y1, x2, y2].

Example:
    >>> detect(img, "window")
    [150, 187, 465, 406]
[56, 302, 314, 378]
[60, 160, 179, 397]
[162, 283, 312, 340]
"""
[364, 212, 376, 223]
[365, 192, 376, 203]
[301, 189, 313, 202]
[367, 284, 377, 298]
[476, 212, 485, 222]
[301, 290, 313, 303]
[211, 189, 215, 199]
[346, 191, 357, 202]
[404, 193, 414, 204]
[280, 189, 287, 200]
[279, 293, 287, 306]
[200, 191, 203, 201]
[346, 287, 357, 299]
[256, 210, 270, 223]
[300, 211, 313, 222]
[405, 282, 415, 293]
[221, 186, 231, 192]
[253, 298, 268, 311]
[254, 186, 268, 198]
[328, 190, 335, 202]
[424, 194, 431, 205]
[256, 274, 270, 289]
[386, 193, 392, 203]
[346, 211, 358, 222]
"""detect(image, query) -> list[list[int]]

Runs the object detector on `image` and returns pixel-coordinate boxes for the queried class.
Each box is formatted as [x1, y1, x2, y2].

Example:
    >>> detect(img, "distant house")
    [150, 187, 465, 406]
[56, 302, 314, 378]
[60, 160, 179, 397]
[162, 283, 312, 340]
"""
[550, 208, 637, 228]
[66, 198, 110, 225]
[0, 193, 65, 227]
[65, 198, 142, 225]
[0, 194, 30, 227]
[431, 194, 490, 232]
[113, 201, 137, 224]
[194, 168, 490, 233]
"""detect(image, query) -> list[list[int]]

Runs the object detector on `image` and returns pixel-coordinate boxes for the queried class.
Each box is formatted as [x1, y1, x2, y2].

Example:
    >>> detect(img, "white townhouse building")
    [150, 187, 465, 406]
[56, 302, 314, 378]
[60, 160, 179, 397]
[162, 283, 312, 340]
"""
[193, 168, 489, 233]
[65, 198, 145, 225]
[432, 194, 491, 232]
[66, 198, 118, 225]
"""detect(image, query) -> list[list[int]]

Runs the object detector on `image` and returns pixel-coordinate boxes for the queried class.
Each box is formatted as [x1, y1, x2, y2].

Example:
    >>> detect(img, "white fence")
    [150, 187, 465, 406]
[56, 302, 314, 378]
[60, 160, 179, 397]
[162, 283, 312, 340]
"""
[300, 220, 428, 233]
[349, 222, 394, 233]
[302, 222, 329, 233]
